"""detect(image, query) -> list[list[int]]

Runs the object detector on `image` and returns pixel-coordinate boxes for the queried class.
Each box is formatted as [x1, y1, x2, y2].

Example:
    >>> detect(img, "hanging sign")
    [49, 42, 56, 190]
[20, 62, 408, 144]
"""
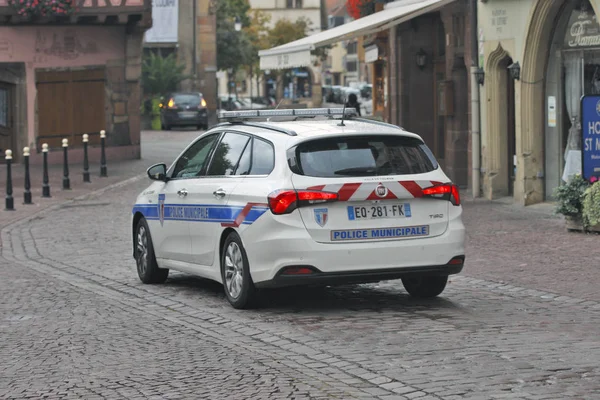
[580, 95, 600, 181]
[565, 5, 600, 48]
[144, 0, 178, 44]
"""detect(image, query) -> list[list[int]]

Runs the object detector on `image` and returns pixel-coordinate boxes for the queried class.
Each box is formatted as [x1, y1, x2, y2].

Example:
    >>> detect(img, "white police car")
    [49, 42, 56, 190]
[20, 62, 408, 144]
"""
[132, 108, 465, 309]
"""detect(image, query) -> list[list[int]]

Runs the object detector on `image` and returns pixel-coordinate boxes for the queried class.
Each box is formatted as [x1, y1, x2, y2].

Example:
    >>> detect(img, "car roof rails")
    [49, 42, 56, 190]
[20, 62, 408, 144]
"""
[214, 120, 298, 136]
[352, 117, 404, 130]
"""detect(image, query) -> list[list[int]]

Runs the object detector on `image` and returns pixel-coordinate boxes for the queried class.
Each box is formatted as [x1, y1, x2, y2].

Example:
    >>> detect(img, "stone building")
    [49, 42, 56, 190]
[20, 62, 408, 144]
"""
[259, 0, 471, 187]
[478, 0, 600, 205]
[143, 0, 217, 124]
[0, 0, 151, 165]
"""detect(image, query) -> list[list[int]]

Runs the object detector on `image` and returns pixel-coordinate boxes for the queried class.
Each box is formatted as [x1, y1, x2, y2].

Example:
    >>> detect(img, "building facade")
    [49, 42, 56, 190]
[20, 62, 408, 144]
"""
[143, 0, 217, 124]
[0, 0, 151, 165]
[220, 0, 324, 105]
[478, 0, 600, 205]
[388, 0, 471, 188]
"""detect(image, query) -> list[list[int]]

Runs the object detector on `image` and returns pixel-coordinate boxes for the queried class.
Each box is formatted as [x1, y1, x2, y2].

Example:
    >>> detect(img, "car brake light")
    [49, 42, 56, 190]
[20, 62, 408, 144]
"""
[268, 189, 338, 215]
[167, 98, 176, 108]
[422, 183, 460, 206]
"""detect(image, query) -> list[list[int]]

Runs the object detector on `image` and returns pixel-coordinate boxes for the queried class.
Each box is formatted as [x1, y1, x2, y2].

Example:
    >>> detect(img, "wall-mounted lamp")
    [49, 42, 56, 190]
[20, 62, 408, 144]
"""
[234, 16, 242, 32]
[475, 67, 485, 85]
[416, 48, 427, 70]
[508, 61, 520, 80]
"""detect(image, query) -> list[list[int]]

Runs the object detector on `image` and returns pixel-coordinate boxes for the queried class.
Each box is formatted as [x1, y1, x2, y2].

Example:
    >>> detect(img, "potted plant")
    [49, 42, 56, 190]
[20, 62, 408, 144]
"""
[582, 179, 600, 232]
[553, 174, 590, 230]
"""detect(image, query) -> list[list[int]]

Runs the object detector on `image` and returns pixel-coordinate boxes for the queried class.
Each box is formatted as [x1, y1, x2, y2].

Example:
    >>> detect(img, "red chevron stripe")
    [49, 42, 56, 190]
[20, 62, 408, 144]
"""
[399, 181, 424, 197]
[337, 183, 362, 201]
[307, 185, 326, 191]
[221, 202, 268, 227]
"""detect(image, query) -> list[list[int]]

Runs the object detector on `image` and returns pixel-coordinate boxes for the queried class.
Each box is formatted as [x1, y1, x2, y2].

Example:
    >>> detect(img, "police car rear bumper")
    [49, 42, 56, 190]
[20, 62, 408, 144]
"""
[254, 259, 464, 289]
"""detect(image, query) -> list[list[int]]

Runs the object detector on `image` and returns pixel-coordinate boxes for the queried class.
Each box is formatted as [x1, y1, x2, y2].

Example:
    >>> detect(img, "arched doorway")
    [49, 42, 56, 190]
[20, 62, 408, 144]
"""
[484, 46, 516, 198]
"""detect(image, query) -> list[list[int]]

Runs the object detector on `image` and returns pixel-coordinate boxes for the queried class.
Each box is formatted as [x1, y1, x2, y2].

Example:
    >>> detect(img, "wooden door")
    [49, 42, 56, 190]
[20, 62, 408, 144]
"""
[36, 68, 105, 149]
[0, 81, 15, 163]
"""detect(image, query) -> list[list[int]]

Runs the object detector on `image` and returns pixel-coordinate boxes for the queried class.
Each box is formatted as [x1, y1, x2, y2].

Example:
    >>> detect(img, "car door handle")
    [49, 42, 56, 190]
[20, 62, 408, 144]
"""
[213, 188, 226, 198]
[177, 189, 188, 197]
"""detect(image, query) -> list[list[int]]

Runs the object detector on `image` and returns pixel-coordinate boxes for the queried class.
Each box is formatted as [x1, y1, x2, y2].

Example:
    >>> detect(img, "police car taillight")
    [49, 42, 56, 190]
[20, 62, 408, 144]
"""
[268, 190, 338, 214]
[422, 184, 460, 206]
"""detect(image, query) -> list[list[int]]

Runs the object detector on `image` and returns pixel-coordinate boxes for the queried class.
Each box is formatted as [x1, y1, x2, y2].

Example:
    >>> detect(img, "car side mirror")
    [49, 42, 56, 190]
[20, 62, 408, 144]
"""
[147, 163, 168, 181]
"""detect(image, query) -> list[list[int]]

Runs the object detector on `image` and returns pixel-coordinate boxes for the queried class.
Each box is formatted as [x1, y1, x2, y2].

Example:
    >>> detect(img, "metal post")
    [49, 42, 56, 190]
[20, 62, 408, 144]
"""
[23, 147, 32, 204]
[42, 143, 51, 198]
[83, 134, 90, 182]
[100, 130, 107, 177]
[62, 138, 70, 190]
[5, 150, 14, 211]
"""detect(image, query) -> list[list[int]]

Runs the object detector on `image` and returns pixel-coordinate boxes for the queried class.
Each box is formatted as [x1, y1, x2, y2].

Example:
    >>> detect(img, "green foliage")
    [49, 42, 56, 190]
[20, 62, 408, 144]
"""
[142, 52, 188, 97]
[216, 0, 253, 72]
[582, 181, 600, 228]
[553, 174, 590, 217]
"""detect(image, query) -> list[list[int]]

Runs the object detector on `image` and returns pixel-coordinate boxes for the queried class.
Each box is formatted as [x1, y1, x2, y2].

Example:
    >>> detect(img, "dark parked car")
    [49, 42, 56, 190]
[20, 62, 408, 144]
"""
[160, 92, 208, 130]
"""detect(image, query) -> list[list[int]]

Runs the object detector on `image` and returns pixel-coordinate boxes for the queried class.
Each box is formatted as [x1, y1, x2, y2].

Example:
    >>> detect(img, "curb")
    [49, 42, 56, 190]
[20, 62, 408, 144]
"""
[0, 173, 146, 248]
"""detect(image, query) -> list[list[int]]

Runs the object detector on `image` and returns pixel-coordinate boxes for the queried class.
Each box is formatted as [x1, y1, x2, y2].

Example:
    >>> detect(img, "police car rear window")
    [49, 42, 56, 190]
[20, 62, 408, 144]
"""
[292, 135, 438, 177]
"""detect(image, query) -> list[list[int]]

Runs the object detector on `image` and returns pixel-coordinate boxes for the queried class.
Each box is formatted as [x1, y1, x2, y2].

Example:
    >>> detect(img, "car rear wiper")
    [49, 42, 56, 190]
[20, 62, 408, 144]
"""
[334, 167, 378, 176]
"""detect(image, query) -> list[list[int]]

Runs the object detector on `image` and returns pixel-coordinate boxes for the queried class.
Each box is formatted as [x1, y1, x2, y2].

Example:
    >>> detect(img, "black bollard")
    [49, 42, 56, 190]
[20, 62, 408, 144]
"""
[100, 130, 107, 177]
[42, 143, 51, 198]
[5, 149, 14, 211]
[62, 138, 70, 190]
[23, 147, 32, 204]
[83, 134, 90, 182]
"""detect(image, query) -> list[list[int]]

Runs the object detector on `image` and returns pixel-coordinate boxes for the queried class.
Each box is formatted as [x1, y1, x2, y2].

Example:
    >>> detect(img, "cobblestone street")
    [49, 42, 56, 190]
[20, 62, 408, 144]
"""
[1, 174, 599, 399]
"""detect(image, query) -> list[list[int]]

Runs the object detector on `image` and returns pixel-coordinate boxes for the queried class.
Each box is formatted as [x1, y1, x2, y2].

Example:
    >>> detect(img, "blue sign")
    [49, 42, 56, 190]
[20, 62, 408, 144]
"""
[581, 95, 600, 181]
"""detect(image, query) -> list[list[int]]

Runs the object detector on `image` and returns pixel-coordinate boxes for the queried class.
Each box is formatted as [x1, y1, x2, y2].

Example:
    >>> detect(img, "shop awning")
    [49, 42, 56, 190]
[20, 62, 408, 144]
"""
[259, 0, 455, 70]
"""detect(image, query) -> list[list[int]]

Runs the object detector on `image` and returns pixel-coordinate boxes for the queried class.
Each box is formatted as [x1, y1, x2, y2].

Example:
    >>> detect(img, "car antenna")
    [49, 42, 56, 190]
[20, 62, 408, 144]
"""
[267, 99, 285, 122]
[338, 95, 347, 126]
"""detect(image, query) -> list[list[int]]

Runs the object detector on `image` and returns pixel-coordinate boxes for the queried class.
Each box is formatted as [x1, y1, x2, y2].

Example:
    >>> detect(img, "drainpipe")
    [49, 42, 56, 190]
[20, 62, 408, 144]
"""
[470, 0, 481, 198]
[192, 0, 197, 91]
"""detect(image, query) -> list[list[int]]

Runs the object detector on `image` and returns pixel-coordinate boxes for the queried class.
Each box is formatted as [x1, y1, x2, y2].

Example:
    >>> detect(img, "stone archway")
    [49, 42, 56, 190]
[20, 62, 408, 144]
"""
[517, 0, 600, 205]
[484, 44, 515, 199]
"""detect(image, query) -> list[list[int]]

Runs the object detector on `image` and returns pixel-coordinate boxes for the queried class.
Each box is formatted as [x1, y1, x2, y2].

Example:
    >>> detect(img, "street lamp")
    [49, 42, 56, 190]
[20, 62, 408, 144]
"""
[234, 16, 242, 32]
[508, 61, 520, 81]
[475, 67, 485, 85]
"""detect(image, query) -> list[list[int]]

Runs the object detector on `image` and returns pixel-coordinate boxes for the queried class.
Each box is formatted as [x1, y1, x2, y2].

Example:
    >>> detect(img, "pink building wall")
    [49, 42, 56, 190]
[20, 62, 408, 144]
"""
[0, 25, 126, 148]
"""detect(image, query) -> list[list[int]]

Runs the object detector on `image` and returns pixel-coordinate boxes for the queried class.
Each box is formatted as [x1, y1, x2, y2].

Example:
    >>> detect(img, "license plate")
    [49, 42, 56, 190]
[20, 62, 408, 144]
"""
[347, 203, 411, 220]
[178, 111, 196, 118]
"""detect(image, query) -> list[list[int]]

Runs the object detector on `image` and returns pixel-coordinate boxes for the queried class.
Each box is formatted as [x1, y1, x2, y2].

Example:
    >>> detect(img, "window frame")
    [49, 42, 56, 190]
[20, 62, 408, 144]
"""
[248, 136, 276, 176]
[205, 131, 253, 177]
[167, 131, 223, 180]
[286, 133, 439, 178]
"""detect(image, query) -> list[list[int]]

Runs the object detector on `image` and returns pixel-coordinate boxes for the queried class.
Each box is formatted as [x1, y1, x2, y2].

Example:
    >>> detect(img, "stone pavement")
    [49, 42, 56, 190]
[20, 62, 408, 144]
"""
[1, 176, 600, 399]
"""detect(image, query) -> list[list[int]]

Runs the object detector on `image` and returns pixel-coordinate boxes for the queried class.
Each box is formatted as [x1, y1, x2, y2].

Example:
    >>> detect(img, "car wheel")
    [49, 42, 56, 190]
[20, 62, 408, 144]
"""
[401, 276, 448, 298]
[196, 125, 203, 131]
[135, 218, 169, 284]
[221, 232, 257, 309]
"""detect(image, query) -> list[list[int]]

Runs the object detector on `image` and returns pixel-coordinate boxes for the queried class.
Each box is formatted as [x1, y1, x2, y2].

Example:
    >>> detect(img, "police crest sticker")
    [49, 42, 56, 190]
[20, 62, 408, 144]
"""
[158, 194, 165, 226]
[314, 208, 328, 227]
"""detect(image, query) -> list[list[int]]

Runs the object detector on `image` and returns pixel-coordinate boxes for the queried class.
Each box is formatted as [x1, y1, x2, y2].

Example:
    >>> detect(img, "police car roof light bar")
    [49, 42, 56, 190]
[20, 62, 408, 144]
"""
[217, 108, 358, 121]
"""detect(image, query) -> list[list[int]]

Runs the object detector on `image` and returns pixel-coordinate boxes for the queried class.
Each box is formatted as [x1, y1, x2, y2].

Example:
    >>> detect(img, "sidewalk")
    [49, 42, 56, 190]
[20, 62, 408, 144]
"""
[0, 158, 150, 228]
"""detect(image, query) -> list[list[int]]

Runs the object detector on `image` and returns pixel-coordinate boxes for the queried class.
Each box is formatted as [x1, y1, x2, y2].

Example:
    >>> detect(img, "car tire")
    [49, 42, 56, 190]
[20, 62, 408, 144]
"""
[220, 232, 257, 309]
[401, 276, 448, 298]
[197, 125, 203, 131]
[135, 218, 169, 284]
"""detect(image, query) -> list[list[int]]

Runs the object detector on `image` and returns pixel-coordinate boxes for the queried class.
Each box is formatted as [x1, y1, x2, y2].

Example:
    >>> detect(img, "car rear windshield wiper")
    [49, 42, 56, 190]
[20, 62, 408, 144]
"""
[333, 167, 379, 176]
